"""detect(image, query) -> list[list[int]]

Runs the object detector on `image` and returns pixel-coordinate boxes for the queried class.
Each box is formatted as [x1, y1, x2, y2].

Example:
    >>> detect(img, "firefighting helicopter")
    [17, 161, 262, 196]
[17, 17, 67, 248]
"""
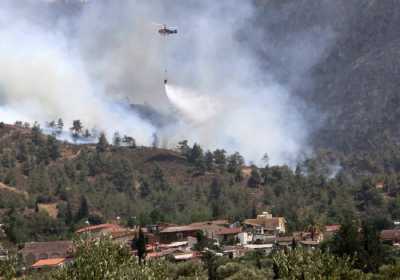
[158, 24, 178, 36]
[155, 24, 178, 84]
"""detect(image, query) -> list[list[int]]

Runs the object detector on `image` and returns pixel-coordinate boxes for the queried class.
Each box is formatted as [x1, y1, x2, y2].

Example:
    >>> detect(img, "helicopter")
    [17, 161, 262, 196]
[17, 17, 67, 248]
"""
[155, 24, 178, 84]
[158, 24, 178, 36]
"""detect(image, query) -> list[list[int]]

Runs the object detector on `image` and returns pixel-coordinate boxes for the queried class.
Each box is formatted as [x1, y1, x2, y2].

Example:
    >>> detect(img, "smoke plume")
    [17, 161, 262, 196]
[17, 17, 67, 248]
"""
[0, 0, 335, 165]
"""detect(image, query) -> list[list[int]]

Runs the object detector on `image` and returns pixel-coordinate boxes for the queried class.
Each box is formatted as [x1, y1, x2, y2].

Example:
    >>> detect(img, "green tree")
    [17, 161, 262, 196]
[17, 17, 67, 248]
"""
[113, 132, 121, 147]
[272, 248, 365, 279]
[227, 152, 244, 173]
[123, 135, 136, 148]
[177, 140, 190, 157]
[70, 120, 83, 141]
[96, 133, 109, 153]
[248, 167, 261, 188]
[359, 220, 391, 273]
[209, 178, 222, 201]
[152, 133, 159, 148]
[194, 230, 207, 251]
[189, 143, 204, 165]
[152, 165, 169, 191]
[132, 228, 147, 265]
[83, 129, 91, 139]
[0, 255, 18, 280]
[4, 207, 29, 244]
[213, 149, 227, 170]
[47, 135, 60, 160]
[76, 196, 89, 222]
[31, 122, 42, 145]
[202, 250, 218, 280]
[56, 118, 64, 134]
[52, 237, 168, 280]
[110, 159, 134, 193]
[139, 179, 151, 198]
[205, 151, 214, 171]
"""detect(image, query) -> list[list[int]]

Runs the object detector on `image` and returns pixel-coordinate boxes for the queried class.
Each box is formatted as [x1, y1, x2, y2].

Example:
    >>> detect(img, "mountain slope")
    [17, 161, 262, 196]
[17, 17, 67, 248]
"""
[253, 0, 400, 159]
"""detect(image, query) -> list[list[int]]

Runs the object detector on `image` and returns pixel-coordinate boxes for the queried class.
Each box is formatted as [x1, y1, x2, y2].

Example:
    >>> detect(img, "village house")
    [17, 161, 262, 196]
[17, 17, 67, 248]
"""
[324, 224, 341, 239]
[146, 238, 200, 262]
[19, 241, 73, 266]
[215, 227, 242, 245]
[159, 220, 230, 244]
[146, 223, 177, 234]
[381, 229, 400, 245]
[243, 211, 286, 238]
[222, 245, 249, 258]
[159, 225, 201, 244]
[277, 236, 294, 248]
[244, 244, 274, 255]
[293, 227, 324, 243]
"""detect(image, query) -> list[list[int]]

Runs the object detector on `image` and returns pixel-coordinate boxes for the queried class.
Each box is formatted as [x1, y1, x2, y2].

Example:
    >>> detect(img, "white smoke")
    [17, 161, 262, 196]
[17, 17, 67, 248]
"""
[0, 0, 335, 164]
[165, 83, 305, 165]
[0, 0, 156, 144]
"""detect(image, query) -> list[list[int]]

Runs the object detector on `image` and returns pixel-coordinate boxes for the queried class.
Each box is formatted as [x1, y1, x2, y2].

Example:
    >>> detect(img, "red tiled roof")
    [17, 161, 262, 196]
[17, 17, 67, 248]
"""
[243, 218, 283, 230]
[160, 220, 230, 234]
[381, 229, 400, 241]
[76, 224, 123, 234]
[160, 225, 201, 233]
[190, 220, 229, 227]
[325, 224, 341, 232]
[31, 258, 66, 268]
[216, 227, 242, 235]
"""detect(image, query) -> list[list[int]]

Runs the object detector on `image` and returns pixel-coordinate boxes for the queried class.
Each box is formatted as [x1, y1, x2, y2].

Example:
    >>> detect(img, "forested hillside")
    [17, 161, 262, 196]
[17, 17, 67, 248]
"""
[0, 122, 399, 247]
[1, 0, 400, 252]
[253, 0, 400, 163]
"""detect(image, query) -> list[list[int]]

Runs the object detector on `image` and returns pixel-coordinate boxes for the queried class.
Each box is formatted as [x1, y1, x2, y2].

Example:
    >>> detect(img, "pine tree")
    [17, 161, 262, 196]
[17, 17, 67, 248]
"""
[189, 143, 204, 163]
[122, 135, 136, 148]
[31, 122, 42, 146]
[177, 140, 190, 157]
[47, 135, 60, 160]
[205, 151, 214, 171]
[76, 196, 89, 222]
[65, 200, 73, 225]
[209, 178, 222, 201]
[227, 152, 244, 173]
[152, 133, 159, 148]
[96, 133, 109, 153]
[70, 120, 83, 141]
[83, 129, 92, 139]
[248, 168, 261, 188]
[56, 118, 64, 134]
[113, 132, 121, 147]
[213, 149, 227, 170]
[132, 228, 147, 265]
